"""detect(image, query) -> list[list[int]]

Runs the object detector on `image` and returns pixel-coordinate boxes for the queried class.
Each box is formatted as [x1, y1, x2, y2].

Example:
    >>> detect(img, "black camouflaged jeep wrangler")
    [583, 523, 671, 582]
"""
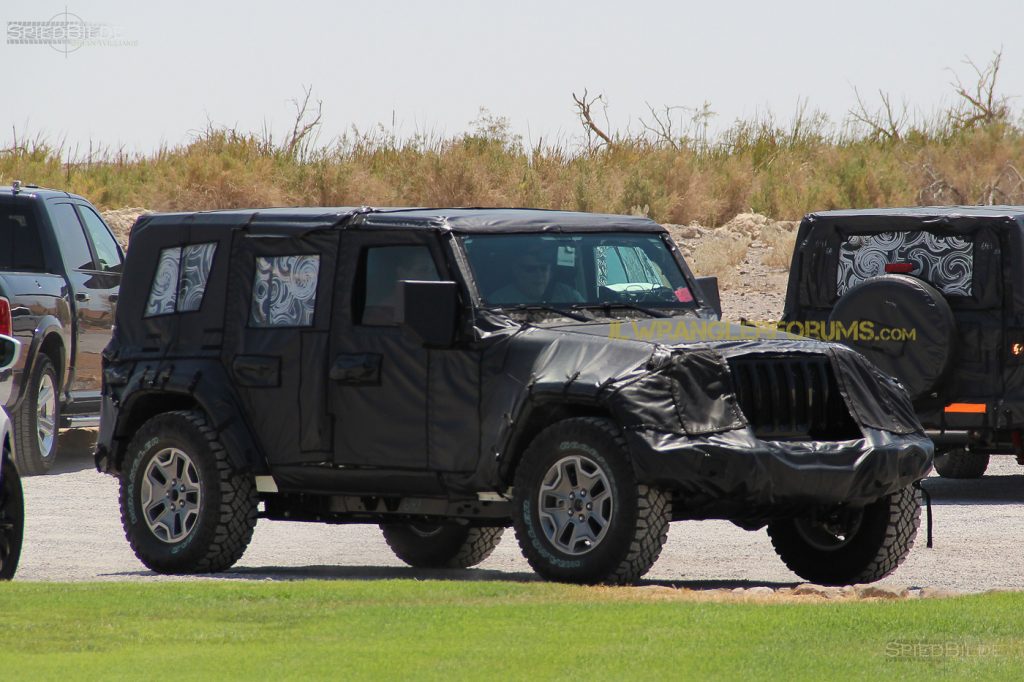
[783, 206, 1024, 479]
[97, 207, 931, 585]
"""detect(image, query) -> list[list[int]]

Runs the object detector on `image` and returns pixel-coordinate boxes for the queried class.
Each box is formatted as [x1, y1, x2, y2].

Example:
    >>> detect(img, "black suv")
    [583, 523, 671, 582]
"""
[97, 208, 931, 585]
[783, 206, 1024, 479]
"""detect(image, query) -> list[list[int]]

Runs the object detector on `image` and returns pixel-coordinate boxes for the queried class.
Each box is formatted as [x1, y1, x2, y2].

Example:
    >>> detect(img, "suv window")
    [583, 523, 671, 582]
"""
[50, 203, 96, 271]
[250, 254, 320, 327]
[360, 245, 440, 326]
[145, 243, 218, 317]
[0, 206, 45, 270]
[78, 206, 122, 273]
[837, 232, 973, 297]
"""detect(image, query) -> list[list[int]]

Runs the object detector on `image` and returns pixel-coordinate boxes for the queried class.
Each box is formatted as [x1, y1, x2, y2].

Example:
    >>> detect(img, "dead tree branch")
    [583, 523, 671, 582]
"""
[572, 90, 614, 149]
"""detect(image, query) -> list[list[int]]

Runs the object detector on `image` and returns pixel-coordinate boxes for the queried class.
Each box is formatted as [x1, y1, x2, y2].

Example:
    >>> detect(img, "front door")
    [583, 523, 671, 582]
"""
[329, 230, 450, 470]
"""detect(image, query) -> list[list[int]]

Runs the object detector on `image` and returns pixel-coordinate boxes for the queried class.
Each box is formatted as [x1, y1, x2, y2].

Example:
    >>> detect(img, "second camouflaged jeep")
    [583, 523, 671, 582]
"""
[97, 207, 931, 585]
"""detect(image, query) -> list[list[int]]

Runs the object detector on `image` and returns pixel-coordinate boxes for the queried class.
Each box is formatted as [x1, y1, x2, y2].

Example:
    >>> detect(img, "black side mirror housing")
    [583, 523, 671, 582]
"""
[396, 280, 459, 348]
[695, 276, 722, 319]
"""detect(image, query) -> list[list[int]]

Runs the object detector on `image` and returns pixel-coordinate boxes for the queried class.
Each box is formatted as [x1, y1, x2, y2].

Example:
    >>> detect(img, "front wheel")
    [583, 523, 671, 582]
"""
[767, 485, 921, 585]
[120, 410, 258, 574]
[381, 523, 504, 569]
[13, 356, 60, 476]
[512, 417, 670, 585]
[0, 456, 24, 580]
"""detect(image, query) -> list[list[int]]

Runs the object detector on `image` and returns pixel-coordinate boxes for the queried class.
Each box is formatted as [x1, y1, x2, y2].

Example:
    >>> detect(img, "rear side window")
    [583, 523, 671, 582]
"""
[0, 206, 45, 270]
[145, 243, 217, 317]
[250, 254, 320, 327]
[837, 232, 973, 297]
[50, 203, 95, 271]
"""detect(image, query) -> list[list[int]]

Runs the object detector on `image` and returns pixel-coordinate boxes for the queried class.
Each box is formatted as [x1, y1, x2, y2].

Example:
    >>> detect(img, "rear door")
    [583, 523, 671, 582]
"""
[222, 231, 339, 466]
[46, 201, 120, 402]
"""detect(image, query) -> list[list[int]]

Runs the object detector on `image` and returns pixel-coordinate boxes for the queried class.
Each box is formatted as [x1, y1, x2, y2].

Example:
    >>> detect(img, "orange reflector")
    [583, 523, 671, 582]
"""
[944, 403, 987, 414]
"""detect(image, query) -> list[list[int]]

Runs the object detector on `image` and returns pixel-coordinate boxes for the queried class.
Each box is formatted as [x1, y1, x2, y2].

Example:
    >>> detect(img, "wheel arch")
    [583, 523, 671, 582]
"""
[108, 386, 266, 477]
[499, 398, 618, 485]
[11, 324, 66, 410]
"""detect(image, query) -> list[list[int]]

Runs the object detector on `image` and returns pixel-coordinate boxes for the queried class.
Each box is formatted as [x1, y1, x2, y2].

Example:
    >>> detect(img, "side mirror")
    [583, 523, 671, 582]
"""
[0, 334, 20, 372]
[695, 276, 722, 319]
[396, 280, 459, 348]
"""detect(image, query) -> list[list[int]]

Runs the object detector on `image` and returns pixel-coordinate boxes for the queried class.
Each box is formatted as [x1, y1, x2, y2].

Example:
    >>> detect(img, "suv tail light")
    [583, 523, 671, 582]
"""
[0, 297, 11, 337]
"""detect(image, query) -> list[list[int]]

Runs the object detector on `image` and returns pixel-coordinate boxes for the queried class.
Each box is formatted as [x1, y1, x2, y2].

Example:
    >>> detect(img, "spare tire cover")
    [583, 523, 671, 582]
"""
[828, 274, 956, 401]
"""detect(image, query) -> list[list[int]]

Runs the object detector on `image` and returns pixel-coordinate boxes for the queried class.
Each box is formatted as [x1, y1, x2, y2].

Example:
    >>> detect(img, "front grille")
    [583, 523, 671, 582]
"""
[727, 354, 861, 440]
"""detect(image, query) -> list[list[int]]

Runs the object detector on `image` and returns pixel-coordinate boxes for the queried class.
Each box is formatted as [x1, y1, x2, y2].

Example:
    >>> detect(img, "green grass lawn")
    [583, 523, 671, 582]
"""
[0, 581, 1020, 680]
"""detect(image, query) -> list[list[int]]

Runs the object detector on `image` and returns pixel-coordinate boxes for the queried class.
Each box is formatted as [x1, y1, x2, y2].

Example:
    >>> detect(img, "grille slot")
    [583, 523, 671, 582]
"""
[727, 354, 860, 440]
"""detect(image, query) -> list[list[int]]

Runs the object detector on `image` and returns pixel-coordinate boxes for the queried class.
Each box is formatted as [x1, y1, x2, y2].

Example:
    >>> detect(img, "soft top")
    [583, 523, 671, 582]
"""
[132, 207, 666, 238]
[806, 205, 1024, 224]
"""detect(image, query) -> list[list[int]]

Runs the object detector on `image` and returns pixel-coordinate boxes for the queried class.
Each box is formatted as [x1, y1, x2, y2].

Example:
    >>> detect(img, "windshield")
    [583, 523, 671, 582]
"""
[461, 232, 696, 310]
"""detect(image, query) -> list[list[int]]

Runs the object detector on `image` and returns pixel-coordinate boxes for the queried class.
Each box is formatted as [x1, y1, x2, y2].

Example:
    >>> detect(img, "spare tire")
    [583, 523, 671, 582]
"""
[828, 274, 955, 401]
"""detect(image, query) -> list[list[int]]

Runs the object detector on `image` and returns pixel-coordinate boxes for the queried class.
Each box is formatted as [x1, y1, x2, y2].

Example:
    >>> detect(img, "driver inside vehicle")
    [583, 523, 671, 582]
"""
[489, 248, 583, 305]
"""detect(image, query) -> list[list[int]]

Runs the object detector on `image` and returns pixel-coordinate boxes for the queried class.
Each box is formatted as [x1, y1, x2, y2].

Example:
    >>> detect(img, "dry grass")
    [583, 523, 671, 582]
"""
[762, 225, 799, 269]
[5, 65, 1024, 227]
[689, 231, 751, 286]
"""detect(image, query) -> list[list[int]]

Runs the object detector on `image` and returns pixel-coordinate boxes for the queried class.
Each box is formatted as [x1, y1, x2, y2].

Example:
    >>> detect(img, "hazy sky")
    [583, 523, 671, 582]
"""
[4, 0, 1024, 155]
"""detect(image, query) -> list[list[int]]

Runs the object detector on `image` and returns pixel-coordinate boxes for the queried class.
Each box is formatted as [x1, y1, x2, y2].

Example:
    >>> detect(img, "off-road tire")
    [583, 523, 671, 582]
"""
[767, 485, 921, 586]
[13, 355, 60, 476]
[512, 417, 670, 585]
[933, 448, 989, 479]
[0, 456, 24, 580]
[120, 410, 258, 574]
[380, 523, 504, 569]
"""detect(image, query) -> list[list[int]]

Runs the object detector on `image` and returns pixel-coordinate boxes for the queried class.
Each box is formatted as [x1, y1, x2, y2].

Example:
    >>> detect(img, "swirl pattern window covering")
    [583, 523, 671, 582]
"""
[145, 243, 217, 316]
[837, 232, 973, 297]
[250, 254, 320, 327]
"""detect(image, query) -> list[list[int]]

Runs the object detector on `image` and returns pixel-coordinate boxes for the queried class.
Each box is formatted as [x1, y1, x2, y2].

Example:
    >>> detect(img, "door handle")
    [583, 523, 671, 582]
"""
[330, 353, 381, 385]
[75, 293, 91, 302]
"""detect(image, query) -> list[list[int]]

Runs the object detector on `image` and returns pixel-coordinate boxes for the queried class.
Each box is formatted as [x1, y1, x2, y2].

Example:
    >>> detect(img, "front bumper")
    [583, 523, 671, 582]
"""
[626, 426, 933, 515]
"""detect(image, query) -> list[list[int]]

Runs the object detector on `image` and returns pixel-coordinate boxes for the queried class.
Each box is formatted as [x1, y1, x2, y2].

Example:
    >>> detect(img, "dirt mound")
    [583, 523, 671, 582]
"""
[101, 207, 151, 247]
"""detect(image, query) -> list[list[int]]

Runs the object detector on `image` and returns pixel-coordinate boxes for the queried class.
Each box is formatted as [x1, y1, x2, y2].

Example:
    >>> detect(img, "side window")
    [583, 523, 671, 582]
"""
[359, 245, 440, 326]
[145, 243, 218, 317]
[50, 203, 96, 271]
[77, 206, 122, 273]
[250, 254, 320, 327]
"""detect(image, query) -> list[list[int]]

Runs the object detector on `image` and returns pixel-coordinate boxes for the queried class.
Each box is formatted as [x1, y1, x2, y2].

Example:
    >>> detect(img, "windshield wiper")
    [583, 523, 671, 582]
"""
[511, 305, 592, 322]
[592, 303, 669, 319]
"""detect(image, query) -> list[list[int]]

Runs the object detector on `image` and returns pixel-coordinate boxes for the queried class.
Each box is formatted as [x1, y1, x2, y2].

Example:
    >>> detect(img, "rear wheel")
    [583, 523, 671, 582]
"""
[0, 456, 24, 580]
[933, 448, 989, 479]
[120, 410, 258, 574]
[380, 523, 504, 569]
[512, 417, 670, 585]
[767, 485, 921, 585]
[13, 356, 60, 476]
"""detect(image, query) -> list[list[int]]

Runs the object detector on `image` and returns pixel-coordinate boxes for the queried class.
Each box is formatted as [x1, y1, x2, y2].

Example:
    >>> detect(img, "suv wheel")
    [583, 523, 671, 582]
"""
[13, 356, 60, 476]
[767, 485, 921, 585]
[120, 410, 258, 574]
[381, 523, 504, 568]
[512, 417, 670, 585]
[0, 456, 24, 580]
[933, 448, 989, 479]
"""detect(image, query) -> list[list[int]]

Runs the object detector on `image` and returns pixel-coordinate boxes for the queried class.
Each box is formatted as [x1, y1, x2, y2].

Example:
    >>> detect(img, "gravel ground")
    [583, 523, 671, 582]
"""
[15, 431, 1024, 591]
